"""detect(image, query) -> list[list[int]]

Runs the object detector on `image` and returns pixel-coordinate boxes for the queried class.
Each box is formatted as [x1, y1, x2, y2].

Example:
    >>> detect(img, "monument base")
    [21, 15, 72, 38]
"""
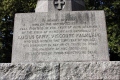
[0, 62, 120, 80]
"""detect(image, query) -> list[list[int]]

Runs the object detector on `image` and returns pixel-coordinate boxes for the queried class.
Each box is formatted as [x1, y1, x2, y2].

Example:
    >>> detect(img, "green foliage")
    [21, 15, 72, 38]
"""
[0, 0, 37, 62]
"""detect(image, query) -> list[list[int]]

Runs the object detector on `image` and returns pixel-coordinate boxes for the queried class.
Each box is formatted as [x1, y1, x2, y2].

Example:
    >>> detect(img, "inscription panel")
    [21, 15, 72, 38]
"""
[12, 11, 109, 63]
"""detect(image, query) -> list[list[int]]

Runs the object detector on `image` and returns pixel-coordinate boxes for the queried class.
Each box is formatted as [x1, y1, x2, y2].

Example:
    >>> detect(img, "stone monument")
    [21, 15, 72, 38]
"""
[0, 0, 119, 80]
[12, 0, 109, 63]
[35, 0, 86, 12]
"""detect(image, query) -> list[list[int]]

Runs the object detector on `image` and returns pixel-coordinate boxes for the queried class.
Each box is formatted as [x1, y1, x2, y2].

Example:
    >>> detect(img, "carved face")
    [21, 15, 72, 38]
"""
[54, 0, 66, 10]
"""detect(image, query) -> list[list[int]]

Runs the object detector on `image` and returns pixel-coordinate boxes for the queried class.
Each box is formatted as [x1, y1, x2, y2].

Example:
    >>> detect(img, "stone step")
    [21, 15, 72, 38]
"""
[0, 61, 120, 80]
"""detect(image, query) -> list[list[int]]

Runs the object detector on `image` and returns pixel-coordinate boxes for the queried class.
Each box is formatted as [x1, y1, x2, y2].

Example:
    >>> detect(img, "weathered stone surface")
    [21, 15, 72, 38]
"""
[35, 0, 48, 12]
[0, 63, 59, 80]
[0, 62, 120, 80]
[35, 0, 85, 12]
[60, 62, 120, 80]
[12, 11, 109, 63]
